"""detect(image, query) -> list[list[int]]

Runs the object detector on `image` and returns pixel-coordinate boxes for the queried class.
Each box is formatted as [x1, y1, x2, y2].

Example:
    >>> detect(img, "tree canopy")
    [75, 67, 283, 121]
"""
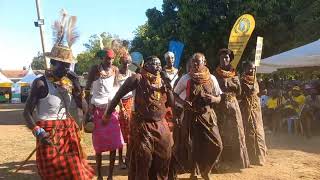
[75, 32, 129, 75]
[31, 52, 46, 70]
[131, 0, 320, 71]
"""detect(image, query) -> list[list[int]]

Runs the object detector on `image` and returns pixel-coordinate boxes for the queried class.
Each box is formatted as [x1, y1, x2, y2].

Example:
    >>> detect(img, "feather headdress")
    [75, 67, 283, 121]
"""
[97, 37, 130, 61]
[46, 9, 79, 64]
[52, 9, 79, 48]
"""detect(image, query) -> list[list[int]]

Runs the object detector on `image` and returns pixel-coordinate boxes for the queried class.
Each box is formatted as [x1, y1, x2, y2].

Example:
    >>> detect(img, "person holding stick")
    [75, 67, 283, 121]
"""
[240, 61, 267, 166]
[23, 13, 94, 179]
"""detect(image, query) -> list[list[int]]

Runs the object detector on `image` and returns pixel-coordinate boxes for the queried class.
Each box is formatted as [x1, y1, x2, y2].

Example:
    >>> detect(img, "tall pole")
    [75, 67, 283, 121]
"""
[35, 0, 49, 69]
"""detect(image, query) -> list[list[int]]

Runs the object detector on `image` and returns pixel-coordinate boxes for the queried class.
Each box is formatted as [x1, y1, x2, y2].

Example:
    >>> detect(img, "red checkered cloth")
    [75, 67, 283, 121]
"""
[119, 97, 133, 143]
[36, 118, 95, 180]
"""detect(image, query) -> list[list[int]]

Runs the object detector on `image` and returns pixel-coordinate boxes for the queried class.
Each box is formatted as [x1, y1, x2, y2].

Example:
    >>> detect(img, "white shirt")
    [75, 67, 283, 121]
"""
[91, 74, 117, 106]
[174, 74, 222, 107]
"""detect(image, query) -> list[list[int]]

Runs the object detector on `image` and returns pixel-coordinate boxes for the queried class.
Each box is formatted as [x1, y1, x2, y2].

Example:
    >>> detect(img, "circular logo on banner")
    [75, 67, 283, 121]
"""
[235, 17, 250, 34]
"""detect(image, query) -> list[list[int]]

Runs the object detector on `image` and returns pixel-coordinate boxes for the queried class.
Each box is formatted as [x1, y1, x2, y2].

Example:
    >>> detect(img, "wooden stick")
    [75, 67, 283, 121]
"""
[15, 147, 37, 173]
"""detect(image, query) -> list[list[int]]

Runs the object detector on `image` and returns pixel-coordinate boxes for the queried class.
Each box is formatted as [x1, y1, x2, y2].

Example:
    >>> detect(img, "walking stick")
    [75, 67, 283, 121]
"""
[15, 146, 37, 173]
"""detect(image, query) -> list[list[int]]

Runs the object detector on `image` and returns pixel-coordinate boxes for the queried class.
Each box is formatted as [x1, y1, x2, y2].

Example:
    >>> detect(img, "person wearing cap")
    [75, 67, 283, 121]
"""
[240, 62, 267, 166]
[23, 14, 94, 179]
[214, 48, 250, 169]
[116, 53, 135, 169]
[85, 48, 124, 180]
[284, 86, 305, 134]
[105, 55, 174, 180]
[172, 53, 223, 180]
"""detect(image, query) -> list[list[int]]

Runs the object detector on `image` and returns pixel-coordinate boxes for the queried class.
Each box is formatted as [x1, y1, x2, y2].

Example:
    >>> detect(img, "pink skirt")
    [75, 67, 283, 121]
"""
[92, 107, 124, 153]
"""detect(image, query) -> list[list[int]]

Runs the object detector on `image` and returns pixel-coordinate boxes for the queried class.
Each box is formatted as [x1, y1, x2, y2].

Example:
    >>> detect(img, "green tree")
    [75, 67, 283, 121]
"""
[31, 52, 46, 70]
[75, 32, 127, 75]
[131, 0, 320, 71]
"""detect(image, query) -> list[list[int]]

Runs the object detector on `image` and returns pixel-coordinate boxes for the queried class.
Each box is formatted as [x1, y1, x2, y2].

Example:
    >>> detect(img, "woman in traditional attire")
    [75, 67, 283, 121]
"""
[240, 62, 267, 166]
[214, 48, 250, 169]
[116, 53, 135, 169]
[85, 49, 124, 180]
[163, 51, 179, 131]
[172, 53, 223, 180]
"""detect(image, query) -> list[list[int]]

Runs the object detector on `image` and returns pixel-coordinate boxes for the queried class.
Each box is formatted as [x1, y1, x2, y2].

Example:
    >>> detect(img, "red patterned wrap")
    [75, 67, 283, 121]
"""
[36, 118, 94, 180]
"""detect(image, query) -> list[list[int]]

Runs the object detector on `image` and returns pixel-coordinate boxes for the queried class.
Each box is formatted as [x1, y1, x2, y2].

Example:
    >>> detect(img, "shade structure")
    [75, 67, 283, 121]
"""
[0, 71, 13, 87]
[257, 39, 320, 73]
[17, 68, 37, 86]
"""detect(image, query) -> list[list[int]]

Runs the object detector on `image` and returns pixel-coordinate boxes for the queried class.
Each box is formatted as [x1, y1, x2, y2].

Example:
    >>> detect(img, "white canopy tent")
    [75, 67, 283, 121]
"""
[0, 71, 13, 87]
[257, 39, 320, 73]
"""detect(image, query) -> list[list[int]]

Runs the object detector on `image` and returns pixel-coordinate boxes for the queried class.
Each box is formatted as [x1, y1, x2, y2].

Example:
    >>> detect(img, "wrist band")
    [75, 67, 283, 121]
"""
[32, 126, 45, 137]
[32, 126, 40, 132]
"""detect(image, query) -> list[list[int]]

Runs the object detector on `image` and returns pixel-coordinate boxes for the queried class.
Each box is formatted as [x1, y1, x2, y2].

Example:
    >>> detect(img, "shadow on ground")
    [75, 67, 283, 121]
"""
[0, 155, 130, 179]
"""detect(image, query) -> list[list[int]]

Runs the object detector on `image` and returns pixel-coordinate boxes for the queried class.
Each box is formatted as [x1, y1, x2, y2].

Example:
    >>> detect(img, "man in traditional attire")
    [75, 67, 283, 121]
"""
[240, 62, 267, 166]
[23, 13, 94, 179]
[214, 48, 250, 169]
[116, 53, 135, 169]
[85, 48, 124, 180]
[172, 53, 223, 180]
[105, 56, 174, 180]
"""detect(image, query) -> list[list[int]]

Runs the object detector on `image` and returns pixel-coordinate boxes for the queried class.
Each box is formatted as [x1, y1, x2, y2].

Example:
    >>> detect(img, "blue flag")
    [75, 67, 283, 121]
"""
[169, 40, 184, 68]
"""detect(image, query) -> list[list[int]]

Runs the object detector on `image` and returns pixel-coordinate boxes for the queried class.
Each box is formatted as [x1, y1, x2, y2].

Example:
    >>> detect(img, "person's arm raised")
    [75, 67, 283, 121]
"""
[103, 74, 139, 124]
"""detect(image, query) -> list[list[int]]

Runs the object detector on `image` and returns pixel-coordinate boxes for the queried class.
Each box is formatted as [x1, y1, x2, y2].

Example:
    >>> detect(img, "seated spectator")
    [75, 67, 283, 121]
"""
[284, 86, 305, 134]
[300, 83, 320, 138]
[266, 89, 285, 132]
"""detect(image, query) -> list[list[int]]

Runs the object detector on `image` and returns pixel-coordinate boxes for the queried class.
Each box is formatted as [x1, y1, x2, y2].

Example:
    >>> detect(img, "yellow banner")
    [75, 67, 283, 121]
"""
[228, 14, 255, 69]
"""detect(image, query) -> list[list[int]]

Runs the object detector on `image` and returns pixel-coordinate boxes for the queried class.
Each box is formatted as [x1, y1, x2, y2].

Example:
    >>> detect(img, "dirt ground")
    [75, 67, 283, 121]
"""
[0, 103, 320, 180]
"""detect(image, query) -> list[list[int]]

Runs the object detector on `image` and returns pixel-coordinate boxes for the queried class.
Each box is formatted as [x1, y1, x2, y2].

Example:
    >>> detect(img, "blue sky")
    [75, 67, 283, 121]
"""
[0, 0, 163, 69]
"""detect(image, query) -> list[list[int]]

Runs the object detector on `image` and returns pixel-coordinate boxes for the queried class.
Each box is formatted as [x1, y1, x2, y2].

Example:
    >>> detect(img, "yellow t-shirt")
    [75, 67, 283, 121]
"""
[267, 98, 278, 109]
[286, 95, 305, 112]
[293, 95, 305, 106]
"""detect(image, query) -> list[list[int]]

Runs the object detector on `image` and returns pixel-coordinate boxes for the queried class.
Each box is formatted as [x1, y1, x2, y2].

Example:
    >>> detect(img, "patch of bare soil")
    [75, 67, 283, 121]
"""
[0, 103, 319, 180]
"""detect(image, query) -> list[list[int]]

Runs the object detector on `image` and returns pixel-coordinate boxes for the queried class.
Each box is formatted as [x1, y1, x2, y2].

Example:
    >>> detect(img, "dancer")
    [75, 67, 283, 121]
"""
[172, 53, 223, 180]
[105, 56, 174, 180]
[23, 13, 94, 179]
[86, 48, 124, 180]
[214, 48, 250, 169]
[240, 61, 267, 165]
